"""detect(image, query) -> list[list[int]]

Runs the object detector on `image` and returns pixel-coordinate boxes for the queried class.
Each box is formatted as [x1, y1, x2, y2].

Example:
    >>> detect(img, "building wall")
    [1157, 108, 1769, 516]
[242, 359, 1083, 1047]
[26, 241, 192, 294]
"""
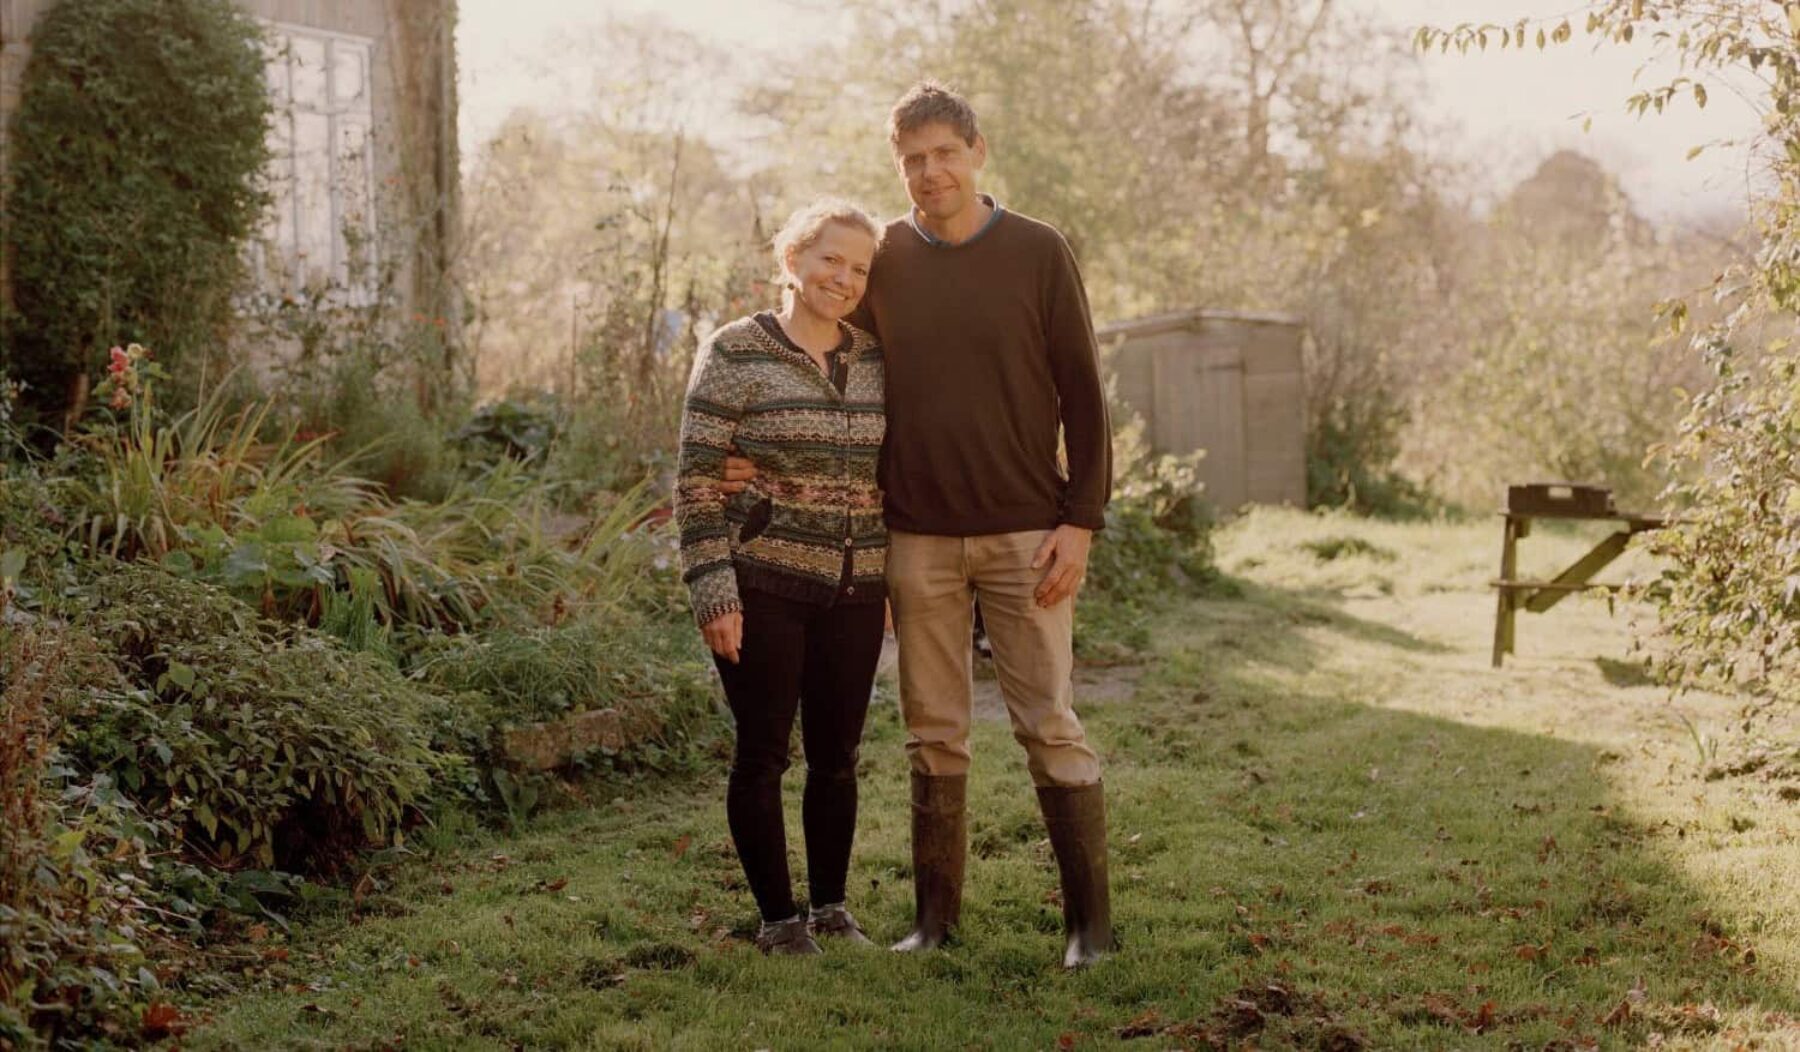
[0, 0, 458, 331]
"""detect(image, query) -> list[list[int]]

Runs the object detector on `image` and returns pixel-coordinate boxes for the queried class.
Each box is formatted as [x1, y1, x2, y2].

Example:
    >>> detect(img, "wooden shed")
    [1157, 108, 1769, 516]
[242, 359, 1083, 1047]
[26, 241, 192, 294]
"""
[1100, 308, 1308, 513]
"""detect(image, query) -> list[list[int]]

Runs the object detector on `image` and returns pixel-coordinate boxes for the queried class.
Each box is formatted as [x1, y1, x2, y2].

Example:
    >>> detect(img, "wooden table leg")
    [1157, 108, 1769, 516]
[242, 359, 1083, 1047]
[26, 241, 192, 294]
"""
[1492, 515, 1520, 668]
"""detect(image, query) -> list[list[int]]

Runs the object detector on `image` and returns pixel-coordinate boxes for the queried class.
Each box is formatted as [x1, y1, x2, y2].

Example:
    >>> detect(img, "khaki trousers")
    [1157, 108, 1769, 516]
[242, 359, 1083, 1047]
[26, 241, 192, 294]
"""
[887, 528, 1102, 788]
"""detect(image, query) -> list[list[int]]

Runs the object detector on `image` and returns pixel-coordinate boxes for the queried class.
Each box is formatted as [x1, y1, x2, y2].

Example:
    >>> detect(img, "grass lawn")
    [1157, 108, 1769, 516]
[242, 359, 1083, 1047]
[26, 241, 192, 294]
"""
[183, 509, 1800, 1050]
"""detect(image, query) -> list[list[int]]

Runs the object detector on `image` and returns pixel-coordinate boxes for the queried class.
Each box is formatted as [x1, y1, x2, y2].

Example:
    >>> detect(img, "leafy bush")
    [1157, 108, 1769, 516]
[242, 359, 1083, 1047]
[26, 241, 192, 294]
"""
[1646, 346, 1800, 711]
[3, 0, 270, 422]
[1309, 402, 1444, 519]
[275, 345, 465, 503]
[1079, 413, 1219, 660]
[410, 611, 715, 731]
[66, 565, 467, 871]
[1, 624, 165, 1048]
[456, 397, 560, 466]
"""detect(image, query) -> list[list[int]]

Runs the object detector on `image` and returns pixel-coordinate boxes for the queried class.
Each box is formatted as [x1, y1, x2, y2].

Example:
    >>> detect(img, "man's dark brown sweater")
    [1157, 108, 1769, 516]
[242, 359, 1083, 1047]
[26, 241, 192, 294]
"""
[857, 204, 1112, 536]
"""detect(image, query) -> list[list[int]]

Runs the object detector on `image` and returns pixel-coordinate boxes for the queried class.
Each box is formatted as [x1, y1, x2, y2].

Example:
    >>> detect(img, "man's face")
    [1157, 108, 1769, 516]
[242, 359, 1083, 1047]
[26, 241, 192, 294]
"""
[892, 121, 987, 223]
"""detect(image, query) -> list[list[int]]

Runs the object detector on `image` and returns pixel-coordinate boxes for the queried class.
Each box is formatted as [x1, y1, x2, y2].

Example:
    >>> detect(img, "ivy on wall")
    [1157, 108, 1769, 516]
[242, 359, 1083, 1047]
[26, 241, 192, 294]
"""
[3, 0, 271, 424]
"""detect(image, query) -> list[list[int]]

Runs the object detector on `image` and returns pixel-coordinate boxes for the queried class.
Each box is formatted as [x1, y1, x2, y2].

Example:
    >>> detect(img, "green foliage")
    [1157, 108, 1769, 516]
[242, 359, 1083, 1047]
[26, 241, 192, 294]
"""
[1647, 342, 1800, 709]
[1308, 400, 1443, 519]
[456, 398, 559, 466]
[3, 0, 271, 419]
[273, 339, 466, 503]
[1420, 4, 1800, 719]
[1079, 412, 1219, 660]
[68, 565, 467, 871]
[409, 611, 715, 731]
[0, 624, 164, 1048]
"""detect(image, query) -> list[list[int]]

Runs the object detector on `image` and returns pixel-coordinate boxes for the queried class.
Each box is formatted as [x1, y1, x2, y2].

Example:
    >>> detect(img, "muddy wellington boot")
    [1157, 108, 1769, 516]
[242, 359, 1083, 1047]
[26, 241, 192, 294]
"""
[890, 773, 967, 952]
[1037, 782, 1121, 969]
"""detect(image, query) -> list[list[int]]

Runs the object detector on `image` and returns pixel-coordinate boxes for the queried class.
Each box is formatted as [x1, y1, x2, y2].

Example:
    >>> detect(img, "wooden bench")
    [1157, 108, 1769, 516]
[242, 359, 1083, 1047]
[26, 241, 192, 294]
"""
[1491, 483, 1665, 668]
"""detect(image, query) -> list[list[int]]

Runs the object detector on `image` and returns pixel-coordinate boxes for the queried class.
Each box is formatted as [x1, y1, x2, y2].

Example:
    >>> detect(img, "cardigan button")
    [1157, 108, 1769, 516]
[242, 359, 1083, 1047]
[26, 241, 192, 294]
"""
[843, 537, 854, 548]
[845, 586, 855, 595]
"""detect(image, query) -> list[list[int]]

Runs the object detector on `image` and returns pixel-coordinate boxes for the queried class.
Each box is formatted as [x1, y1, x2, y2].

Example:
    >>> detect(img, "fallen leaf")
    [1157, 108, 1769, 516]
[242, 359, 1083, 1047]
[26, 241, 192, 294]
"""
[1114, 1009, 1163, 1038]
[672, 835, 692, 860]
[141, 1001, 185, 1038]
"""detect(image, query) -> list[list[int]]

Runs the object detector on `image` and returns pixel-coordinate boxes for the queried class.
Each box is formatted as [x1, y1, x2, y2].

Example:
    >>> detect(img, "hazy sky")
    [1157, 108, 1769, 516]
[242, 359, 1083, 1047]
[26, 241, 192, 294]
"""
[456, 0, 1764, 222]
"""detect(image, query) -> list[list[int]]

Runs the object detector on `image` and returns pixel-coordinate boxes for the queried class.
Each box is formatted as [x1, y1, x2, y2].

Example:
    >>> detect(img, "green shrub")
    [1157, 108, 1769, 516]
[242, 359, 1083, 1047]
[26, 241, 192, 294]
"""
[456, 397, 560, 467]
[3, 0, 270, 421]
[1308, 402, 1443, 519]
[409, 612, 715, 731]
[67, 565, 467, 871]
[278, 347, 464, 503]
[1, 624, 161, 1048]
[1647, 345, 1800, 712]
[1078, 412, 1219, 661]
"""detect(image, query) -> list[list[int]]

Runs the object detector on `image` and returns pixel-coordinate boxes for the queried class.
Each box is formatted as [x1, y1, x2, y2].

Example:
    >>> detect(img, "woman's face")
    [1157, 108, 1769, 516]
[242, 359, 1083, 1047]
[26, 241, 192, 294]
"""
[787, 222, 876, 322]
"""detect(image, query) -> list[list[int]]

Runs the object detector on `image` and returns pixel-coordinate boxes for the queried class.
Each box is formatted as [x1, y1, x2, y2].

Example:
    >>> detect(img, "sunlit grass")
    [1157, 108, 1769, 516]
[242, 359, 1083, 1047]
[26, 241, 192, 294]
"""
[185, 510, 1800, 1050]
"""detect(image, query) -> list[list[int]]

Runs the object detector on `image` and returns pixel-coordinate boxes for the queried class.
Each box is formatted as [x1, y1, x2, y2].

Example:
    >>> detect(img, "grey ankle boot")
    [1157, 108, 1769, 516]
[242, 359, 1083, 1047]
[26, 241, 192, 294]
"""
[755, 916, 822, 956]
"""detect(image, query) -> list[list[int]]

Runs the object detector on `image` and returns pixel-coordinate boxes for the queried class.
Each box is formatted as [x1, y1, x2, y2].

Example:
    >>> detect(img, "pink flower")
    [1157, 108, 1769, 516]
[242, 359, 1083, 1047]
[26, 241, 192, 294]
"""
[109, 387, 132, 410]
[108, 347, 129, 375]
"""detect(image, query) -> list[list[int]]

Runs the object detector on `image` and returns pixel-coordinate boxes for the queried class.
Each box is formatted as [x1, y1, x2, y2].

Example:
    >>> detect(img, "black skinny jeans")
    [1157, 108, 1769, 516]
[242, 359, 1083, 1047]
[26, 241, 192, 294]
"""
[714, 588, 885, 922]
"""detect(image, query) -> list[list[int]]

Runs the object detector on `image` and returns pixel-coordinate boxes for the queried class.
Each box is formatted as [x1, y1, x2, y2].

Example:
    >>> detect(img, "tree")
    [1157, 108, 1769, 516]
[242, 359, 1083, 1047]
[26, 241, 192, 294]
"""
[1422, 3, 1800, 707]
[461, 17, 770, 478]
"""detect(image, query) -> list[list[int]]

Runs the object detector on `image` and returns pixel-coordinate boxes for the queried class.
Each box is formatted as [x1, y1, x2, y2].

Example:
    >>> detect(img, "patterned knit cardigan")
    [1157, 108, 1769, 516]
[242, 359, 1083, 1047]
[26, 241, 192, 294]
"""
[675, 315, 887, 628]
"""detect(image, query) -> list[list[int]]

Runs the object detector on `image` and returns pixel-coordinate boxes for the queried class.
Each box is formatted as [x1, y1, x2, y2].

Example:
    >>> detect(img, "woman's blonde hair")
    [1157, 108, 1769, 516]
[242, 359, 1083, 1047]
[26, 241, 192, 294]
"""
[771, 198, 883, 304]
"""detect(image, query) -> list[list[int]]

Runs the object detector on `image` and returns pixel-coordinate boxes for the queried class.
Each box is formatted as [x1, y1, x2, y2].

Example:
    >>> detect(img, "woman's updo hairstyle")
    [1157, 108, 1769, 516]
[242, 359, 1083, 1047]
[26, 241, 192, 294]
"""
[770, 198, 883, 307]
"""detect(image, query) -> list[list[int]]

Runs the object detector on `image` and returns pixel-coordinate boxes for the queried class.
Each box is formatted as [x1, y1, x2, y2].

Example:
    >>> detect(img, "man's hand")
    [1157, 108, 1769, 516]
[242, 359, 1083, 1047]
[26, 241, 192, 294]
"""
[720, 450, 758, 496]
[1030, 524, 1094, 608]
[702, 610, 744, 663]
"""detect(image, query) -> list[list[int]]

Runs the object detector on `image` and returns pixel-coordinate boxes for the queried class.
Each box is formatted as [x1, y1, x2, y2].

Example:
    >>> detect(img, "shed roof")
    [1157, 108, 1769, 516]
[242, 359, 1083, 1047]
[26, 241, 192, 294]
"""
[1097, 307, 1305, 340]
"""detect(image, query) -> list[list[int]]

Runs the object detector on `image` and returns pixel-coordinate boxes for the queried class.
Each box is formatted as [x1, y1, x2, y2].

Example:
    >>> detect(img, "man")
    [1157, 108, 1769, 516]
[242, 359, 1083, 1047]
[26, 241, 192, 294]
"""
[726, 80, 1117, 968]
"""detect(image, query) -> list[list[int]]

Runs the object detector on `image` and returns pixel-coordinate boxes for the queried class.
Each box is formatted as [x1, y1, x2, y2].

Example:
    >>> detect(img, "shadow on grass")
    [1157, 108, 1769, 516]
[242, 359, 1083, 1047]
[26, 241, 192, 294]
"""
[1595, 655, 1656, 689]
[1199, 575, 1456, 657]
[1092, 582, 1799, 1049]
[182, 580, 1800, 1051]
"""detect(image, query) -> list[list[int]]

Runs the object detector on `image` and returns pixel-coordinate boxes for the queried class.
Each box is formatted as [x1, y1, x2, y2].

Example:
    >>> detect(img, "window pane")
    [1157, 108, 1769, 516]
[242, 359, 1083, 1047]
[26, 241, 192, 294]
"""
[293, 110, 334, 290]
[334, 117, 376, 297]
[290, 36, 328, 110]
[332, 43, 368, 107]
[262, 39, 290, 104]
[259, 113, 297, 294]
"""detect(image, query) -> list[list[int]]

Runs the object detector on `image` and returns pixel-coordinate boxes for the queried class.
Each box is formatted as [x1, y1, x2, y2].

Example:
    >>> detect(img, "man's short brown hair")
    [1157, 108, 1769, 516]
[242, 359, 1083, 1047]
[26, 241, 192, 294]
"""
[887, 80, 980, 148]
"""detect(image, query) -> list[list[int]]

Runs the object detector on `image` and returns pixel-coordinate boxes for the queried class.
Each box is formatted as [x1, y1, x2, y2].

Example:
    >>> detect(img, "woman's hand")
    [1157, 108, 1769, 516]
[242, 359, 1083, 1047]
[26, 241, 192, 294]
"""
[702, 610, 745, 663]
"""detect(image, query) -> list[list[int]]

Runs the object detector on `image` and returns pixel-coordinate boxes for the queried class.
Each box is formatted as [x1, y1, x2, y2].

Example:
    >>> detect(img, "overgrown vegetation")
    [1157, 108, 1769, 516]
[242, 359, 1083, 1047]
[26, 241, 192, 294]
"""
[2, 0, 271, 427]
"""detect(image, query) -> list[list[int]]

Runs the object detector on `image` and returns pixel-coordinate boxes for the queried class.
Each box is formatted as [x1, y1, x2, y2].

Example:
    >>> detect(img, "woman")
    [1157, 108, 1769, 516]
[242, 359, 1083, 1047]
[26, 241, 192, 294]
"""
[674, 200, 887, 955]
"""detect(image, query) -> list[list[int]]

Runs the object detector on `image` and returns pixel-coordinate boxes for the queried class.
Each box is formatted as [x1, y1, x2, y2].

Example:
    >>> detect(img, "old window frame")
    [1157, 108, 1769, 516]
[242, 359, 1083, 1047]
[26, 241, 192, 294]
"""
[254, 21, 379, 307]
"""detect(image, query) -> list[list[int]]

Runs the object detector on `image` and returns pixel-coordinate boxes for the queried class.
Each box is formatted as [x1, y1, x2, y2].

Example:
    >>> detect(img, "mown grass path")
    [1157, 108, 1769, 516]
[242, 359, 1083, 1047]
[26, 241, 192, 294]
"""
[188, 510, 1800, 1050]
